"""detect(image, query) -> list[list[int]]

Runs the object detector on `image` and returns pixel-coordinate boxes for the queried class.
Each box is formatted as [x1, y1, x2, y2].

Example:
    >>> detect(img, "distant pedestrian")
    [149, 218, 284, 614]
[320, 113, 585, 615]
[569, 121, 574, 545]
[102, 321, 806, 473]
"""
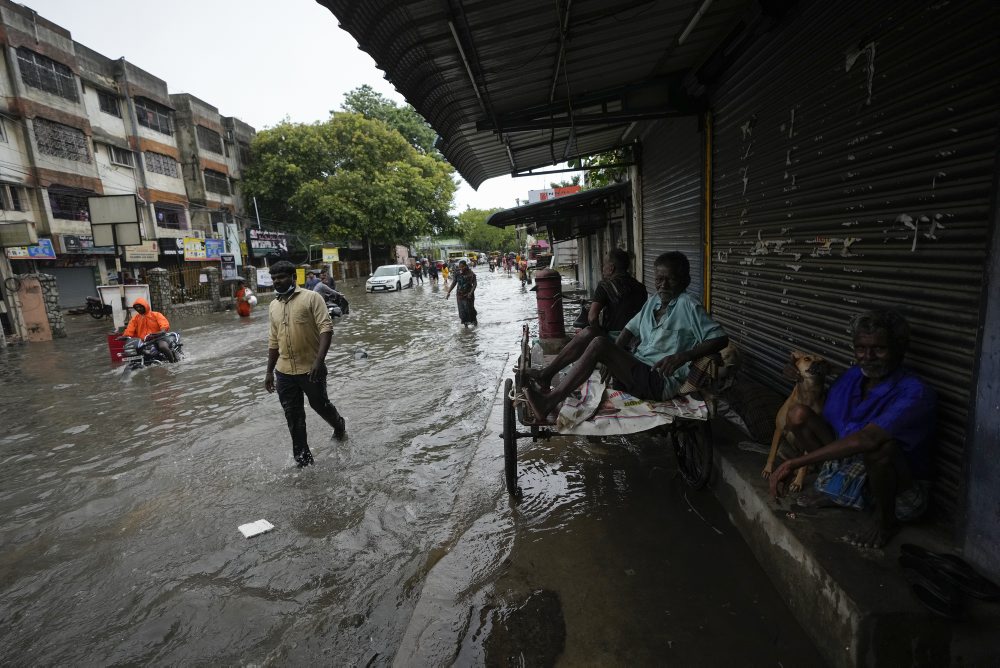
[412, 262, 424, 284]
[427, 261, 439, 283]
[320, 269, 336, 291]
[234, 278, 256, 318]
[305, 270, 320, 290]
[264, 260, 346, 467]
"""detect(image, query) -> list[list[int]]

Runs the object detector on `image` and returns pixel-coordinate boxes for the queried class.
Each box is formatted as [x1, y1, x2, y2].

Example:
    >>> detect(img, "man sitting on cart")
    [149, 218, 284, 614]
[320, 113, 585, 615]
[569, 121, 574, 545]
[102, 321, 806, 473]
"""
[524, 251, 728, 420]
[586, 248, 648, 337]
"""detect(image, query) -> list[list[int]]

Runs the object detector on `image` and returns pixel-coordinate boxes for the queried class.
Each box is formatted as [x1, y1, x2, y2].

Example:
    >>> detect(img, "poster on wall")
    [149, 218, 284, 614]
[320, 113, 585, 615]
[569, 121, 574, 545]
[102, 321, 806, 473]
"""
[205, 238, 224, 260]
[183, 237, 207, 261]
[246, 229, 289, 258]
[256, 268, 273, 287]
[220, 254, 238, 280]
[5, 238, 57, 260]
[124, 240, 160, 263]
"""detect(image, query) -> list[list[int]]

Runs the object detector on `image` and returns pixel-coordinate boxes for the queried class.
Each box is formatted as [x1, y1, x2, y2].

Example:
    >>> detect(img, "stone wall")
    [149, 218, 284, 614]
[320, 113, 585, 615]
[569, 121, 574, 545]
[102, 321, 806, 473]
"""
[24, 273, 66, 339]
[147, 267, 172, 312]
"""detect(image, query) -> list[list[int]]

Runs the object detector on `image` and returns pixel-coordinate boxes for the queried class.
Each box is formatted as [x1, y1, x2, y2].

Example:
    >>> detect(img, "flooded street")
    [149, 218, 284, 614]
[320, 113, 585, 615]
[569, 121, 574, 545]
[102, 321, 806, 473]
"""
[0, 267, 822, 666]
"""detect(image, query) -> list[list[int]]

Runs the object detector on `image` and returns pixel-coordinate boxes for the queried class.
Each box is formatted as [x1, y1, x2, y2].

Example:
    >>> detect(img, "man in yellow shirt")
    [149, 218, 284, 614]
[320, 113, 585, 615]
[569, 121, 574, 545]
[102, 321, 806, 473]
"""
[264, 261, 346, 467]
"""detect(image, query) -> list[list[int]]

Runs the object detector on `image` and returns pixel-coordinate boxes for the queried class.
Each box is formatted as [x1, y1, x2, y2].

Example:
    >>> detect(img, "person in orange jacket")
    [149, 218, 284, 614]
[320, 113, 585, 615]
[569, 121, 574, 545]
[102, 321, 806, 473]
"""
[123, 297, 175, 361]
[234, 278, 255, 318]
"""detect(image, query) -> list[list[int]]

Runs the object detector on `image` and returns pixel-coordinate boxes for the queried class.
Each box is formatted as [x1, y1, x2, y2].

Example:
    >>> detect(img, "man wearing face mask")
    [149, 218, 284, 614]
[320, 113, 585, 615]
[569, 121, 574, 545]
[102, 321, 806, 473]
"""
[769, 309, 936, 548]
[264, 261, 346, 467]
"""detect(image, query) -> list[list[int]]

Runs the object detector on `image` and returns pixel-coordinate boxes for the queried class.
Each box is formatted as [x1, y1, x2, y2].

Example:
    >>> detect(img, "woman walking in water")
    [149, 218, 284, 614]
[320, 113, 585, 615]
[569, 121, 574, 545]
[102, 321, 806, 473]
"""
[445, 260, 478, 326]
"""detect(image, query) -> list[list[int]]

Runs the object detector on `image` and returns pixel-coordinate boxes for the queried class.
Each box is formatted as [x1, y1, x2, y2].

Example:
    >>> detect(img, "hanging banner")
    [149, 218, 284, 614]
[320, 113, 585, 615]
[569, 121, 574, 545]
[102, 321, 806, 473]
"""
[205, 238, 224, 260]
[6, 238, 57, 260]
[322, 247, 340, 262]
[183, 237, 207, 261]
[124, 240, 160, 263]
[57, 234, 114, 255]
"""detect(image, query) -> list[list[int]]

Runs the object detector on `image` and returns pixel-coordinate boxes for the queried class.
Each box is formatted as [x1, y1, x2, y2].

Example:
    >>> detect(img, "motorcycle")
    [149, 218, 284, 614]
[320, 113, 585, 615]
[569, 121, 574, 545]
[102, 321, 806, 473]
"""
[85, 296, 112, 320]
[326, 292, 350, 318]
[118, 331, 183, 369]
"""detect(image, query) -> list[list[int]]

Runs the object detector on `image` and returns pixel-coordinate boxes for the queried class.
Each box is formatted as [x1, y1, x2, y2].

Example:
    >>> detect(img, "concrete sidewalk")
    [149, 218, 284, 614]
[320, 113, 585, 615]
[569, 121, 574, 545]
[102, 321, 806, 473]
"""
[708, 418, 1000, 667]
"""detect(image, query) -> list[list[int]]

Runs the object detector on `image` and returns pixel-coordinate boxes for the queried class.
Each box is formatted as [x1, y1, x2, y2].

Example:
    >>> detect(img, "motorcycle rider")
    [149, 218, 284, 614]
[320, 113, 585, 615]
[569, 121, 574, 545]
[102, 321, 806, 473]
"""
[123, 297, 176, 362]
[312, 280, 348, 314]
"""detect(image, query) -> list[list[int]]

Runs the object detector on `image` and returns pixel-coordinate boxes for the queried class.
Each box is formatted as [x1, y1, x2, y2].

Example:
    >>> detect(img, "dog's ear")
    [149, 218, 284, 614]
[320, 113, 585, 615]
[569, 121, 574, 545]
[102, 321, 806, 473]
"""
[790, 350, 804, 363]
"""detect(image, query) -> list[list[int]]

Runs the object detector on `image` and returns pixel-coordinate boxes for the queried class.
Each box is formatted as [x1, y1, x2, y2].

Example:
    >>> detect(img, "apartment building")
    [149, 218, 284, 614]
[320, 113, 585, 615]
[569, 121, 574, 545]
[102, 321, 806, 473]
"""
[0, 0, 254, 314]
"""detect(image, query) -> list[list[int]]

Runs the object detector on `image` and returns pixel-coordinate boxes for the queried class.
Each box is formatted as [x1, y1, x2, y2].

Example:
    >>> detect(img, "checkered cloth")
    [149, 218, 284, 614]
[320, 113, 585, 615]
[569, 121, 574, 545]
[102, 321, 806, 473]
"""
[678, 353, 723, 395]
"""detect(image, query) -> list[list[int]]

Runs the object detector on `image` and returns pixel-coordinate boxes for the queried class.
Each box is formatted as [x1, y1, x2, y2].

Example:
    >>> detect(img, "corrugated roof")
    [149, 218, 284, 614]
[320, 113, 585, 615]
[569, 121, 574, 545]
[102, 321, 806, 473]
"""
[486, 181, 630, 242]
[317, 0, 750, 188]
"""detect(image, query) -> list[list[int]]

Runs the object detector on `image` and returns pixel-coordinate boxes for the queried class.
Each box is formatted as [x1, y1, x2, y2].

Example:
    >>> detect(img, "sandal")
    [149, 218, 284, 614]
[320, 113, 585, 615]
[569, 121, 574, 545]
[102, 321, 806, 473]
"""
[900, 544, 1000, 602]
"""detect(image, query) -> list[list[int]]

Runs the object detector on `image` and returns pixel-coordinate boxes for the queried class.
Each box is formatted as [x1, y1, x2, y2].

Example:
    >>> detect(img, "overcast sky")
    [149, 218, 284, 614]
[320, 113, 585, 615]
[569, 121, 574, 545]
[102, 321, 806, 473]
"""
[23, 0, 578, 214]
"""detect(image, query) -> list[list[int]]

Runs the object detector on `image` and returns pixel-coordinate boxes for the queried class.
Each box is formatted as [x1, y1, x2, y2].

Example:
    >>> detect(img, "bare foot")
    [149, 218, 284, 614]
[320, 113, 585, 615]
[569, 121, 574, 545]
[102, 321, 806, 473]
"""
[523, 385, 555, 424]
[844, 516, 897, 549]
[521, 367, 550, 392]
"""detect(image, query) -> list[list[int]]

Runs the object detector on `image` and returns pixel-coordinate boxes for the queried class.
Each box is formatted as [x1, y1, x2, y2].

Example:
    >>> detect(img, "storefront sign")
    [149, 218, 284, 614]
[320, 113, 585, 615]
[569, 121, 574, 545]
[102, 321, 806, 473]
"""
[256, 268, 273, 287]
[58, 234, 115, 255]
[322, 247, 340, 262]
[221, 254, 238, 280]
[124, 240, 160, 263]
[5, 238, 57, 260]
[183, 237, 207, 261]
[205, 238, 224, 260]
[246, 229, 289, 258]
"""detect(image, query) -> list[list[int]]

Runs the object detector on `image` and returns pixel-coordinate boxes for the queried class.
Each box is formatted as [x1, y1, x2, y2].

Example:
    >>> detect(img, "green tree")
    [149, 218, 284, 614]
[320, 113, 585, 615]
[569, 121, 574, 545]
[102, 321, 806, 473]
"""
[243, 113, 456, 253]
[569, 149, 628, 188]
[340, 85, 440, 157]
[456, 207, 518, 251]
[549, 174, 581, 189]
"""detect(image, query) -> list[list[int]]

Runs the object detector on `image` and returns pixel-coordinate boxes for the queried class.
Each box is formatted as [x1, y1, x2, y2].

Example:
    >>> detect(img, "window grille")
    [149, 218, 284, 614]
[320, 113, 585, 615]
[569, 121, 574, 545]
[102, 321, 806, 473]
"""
[0, 184, 28, 211]
[108, 145, 134, 167]
[17, 47, 78, 101]
[34, 118, 91, 163]
[98, 89, 121, 117]
[48, 187, 93, 220]
[134, 97, 173, 135]
[155, 204, 187, 230]
[196, 125, 223, 154]
[144, 151, 179, 177]
[0, 118, 7, 143]
[203, 169, 230, 195]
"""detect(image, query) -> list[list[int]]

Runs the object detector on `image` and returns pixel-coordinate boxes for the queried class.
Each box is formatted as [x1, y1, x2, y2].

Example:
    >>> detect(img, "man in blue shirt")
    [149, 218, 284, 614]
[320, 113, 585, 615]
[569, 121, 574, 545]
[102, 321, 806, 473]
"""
[524, 251, 728, 419]
[768, 309, 936, 548]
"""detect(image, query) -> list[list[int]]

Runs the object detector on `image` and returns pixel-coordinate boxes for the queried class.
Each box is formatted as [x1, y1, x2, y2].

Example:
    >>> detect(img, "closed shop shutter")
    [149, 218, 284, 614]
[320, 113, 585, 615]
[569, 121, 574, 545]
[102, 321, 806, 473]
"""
[710, 0, 998, 517]
[640, 117, 703, 299]
[49, 267, 97, 309]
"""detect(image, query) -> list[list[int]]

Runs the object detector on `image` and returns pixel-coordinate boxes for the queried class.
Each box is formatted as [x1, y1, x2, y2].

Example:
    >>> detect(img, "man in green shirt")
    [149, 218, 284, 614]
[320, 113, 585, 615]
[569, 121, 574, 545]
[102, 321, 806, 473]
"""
[265, 261, 346, 467]
[524, 252, 728, 420]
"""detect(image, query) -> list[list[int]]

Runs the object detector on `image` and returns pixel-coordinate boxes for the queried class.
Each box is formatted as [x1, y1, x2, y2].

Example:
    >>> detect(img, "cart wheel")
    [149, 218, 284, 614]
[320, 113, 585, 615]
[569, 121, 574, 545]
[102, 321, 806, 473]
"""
[672, 422, 713, 490]
[88, 306, 105, 320]
[502, 378, 521, 498]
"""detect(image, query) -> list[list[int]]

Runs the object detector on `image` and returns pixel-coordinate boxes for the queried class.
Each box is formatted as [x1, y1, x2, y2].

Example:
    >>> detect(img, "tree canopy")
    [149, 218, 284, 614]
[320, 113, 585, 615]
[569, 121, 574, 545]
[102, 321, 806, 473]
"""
[243, 113, 456, 247]
[455, 207, 518, 251]
[340, 85, 439, 157]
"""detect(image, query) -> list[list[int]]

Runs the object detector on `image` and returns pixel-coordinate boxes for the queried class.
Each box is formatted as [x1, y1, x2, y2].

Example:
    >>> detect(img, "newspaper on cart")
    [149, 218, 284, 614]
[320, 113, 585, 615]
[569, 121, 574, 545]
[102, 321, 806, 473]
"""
[555, 369, 708, 436]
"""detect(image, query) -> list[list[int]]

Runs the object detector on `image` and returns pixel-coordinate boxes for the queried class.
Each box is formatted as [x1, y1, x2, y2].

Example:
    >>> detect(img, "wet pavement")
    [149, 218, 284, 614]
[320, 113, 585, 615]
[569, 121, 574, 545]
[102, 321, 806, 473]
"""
[0, 267, 824, 666]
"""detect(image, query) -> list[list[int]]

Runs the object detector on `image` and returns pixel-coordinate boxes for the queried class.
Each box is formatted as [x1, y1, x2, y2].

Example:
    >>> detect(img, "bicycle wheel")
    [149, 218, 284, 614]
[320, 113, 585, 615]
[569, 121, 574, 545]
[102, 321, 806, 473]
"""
[672, 422, 713, 490]
[502, 378, 521, 498]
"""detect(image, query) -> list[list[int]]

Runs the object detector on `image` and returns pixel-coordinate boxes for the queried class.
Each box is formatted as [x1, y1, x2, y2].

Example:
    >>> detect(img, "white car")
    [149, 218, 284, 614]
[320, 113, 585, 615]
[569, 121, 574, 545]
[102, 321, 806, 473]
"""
[366, 264, 413, 292]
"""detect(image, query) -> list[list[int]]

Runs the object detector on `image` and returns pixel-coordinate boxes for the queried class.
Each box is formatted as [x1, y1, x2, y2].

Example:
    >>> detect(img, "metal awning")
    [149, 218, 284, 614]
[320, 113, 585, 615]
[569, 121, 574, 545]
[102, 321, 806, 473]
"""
[317, 0, 759, 188]
[486, 182, 629, 242]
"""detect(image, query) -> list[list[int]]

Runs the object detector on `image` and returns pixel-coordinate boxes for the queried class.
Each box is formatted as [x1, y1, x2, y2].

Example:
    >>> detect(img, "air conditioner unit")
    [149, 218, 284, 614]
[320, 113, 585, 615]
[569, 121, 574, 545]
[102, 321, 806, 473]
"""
[188, 229, 205, 239]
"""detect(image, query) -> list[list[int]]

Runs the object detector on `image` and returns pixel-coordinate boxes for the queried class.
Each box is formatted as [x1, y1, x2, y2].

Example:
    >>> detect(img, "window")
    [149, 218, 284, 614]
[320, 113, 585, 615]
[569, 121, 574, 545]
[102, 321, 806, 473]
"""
[33, 118, 91, 163]
[108, 145, 134, 167]
[203, 169, 230, 195]
[155, 204, 187, 230]
[0, 184, 29, 212]
[238, 142, 251, 165]
[196, 125, 223, 154]
[17, 47, 79, 101]
[0, 118, 7, 143]
[48, 187, 93, 220]
[134, 97, 172, 135]
[98, 89, 121, 117]
[144, 151, 179, 177]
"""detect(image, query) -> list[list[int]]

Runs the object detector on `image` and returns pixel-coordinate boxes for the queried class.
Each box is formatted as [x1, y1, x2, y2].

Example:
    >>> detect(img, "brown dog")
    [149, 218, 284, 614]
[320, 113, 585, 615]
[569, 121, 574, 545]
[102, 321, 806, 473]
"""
[761, 351, 829, 492]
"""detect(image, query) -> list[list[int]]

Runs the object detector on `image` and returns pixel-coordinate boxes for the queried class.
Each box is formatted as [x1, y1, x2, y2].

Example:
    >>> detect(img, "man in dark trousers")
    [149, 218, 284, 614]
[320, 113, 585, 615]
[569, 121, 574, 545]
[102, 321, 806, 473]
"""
[264, 261, 346, 467]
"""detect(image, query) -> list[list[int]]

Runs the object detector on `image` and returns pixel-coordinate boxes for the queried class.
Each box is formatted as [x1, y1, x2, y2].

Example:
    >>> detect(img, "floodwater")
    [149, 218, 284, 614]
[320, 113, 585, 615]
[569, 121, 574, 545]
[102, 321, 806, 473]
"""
[0, 267, 824, 666]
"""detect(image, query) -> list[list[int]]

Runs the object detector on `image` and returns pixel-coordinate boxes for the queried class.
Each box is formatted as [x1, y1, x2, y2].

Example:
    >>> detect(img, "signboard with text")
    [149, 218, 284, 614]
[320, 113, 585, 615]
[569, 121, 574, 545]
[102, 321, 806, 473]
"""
[183, 237, 207, 261]
[5, 238, 57, 260]
[322, 247, 340, 262]
[58, 234, 114, 255]
[205, 238, 224, 260]
[124, 240, 160, 263]
[246, 228, 289, 258]
[221, 254, 238, 280]
[256, 268, 273, 287]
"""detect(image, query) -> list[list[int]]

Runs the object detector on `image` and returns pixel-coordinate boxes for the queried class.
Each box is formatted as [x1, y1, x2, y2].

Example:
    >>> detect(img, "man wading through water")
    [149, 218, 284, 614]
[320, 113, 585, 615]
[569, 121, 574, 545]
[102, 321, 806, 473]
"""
[264, 261, 346, 467]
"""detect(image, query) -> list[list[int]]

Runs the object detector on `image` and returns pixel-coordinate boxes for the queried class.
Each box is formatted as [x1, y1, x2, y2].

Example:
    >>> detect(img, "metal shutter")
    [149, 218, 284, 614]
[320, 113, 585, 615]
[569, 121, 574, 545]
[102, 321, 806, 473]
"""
[710, 0, 998, 517]
[48, 267, 97, 309]
[640, 117, 703, 299]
